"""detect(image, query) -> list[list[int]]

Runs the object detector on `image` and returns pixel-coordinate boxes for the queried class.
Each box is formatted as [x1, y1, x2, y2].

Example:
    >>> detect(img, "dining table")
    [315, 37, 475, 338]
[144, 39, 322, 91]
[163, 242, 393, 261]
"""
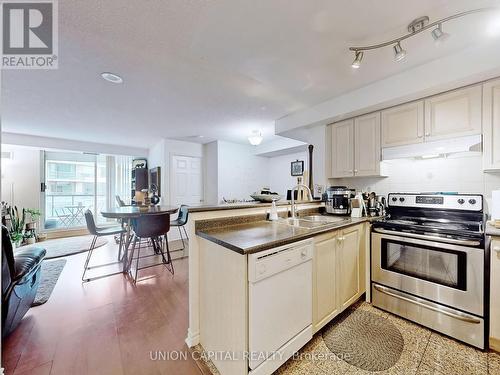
[101, 205, 179, 272]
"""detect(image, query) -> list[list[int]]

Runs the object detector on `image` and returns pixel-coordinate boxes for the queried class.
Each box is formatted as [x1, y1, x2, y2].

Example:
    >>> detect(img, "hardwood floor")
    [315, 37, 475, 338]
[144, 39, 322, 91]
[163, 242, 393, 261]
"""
[2, 237, 202, 375]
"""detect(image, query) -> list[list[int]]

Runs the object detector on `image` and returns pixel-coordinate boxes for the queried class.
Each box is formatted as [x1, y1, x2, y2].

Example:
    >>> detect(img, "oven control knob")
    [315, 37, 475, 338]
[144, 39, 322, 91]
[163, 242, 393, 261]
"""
[469, 199, 477, 205]
[457, 199, 465, 205]
[399, 197, 405, 202]
[391, 197, 397, 202]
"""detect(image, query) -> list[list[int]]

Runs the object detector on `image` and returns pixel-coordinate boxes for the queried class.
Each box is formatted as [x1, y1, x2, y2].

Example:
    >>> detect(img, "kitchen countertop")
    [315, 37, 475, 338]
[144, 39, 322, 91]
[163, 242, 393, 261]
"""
[187, 200, 322, 213]
[486, 222, 500, 237]
[196, 216, 373, 254]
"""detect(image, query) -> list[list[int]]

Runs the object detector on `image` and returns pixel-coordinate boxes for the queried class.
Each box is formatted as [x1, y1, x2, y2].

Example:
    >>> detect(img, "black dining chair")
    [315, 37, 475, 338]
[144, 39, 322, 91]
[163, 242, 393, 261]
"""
[82, 210, 127, 282]
[170, 205, 189, 250]
[129, 212, 173, 283]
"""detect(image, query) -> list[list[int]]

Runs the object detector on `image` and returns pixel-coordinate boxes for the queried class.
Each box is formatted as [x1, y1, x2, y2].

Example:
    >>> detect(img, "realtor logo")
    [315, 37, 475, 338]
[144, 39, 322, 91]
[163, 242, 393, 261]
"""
[1, 0, 58, 69]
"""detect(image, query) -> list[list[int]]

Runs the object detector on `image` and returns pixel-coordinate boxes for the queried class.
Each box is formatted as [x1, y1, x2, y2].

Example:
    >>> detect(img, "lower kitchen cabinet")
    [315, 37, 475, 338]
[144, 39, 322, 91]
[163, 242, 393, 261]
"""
[313, 231, 340, 331]
[313, 223, 366, 333]
[491, 238, 500, 351]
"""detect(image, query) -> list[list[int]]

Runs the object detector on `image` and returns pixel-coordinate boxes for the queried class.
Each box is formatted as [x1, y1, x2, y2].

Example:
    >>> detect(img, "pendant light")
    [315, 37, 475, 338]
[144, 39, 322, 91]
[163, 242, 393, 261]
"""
[248, 130, 263, 146]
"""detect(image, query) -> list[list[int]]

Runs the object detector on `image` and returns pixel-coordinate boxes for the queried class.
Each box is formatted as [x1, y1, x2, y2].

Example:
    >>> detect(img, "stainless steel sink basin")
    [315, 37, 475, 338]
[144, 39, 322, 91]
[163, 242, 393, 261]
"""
[301, 215, 349, 223]
[278, 218, 326, 228]
[278, 215, 350, 229]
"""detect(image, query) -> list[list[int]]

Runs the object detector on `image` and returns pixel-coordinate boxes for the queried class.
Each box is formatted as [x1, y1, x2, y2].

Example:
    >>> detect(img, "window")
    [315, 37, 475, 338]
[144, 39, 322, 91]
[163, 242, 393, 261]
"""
[42, 152, 132, 230]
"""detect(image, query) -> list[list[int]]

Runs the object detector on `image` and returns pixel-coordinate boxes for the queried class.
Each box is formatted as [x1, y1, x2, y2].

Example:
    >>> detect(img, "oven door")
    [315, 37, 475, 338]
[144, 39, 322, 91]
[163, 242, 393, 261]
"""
[371, 231, 484, 316]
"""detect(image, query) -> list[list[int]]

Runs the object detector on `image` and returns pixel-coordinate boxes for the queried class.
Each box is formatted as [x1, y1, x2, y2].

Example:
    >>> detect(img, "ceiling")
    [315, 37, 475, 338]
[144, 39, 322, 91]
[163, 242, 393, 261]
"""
[2, 0, 500, 148]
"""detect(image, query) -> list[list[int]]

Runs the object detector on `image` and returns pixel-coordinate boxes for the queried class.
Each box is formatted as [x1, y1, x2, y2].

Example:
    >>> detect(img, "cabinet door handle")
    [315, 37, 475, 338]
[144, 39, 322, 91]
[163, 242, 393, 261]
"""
[425, 132, 430, 136]
[354, 169, 358, 173]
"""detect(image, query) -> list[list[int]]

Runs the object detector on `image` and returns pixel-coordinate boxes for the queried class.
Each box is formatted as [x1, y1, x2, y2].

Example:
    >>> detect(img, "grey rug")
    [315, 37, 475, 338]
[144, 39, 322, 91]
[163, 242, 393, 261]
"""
[32, 259, 67, 306]
[25, 235, 107, 259]
[322, 309, 404, 371]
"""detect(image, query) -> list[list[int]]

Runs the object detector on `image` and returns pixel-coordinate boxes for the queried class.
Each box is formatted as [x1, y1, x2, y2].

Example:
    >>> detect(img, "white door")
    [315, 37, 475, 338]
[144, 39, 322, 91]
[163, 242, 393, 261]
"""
[171, 155, 203, 206]
[331, 119, 354, 178]
[354, 112, 381, 177]
[381, 101, 424, 147]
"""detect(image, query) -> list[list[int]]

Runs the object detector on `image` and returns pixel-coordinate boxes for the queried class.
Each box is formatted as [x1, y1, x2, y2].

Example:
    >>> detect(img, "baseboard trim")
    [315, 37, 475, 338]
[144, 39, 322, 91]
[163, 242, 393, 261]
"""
[490, 337, 500, 352]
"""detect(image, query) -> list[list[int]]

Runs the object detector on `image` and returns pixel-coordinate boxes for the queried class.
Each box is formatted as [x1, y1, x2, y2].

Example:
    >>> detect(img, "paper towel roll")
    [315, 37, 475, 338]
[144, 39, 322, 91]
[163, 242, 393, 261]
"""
[492, 190, 500, 220]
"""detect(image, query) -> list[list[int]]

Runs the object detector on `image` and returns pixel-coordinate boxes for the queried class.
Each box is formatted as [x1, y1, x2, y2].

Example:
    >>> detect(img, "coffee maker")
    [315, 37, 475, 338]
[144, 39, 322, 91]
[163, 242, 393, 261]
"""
[324, 186, 355, 215]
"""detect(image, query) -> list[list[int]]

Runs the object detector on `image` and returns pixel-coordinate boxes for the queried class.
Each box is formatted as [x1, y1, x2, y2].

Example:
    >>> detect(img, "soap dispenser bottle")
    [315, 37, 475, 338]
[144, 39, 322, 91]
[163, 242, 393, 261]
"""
[269, 199, 279, 221]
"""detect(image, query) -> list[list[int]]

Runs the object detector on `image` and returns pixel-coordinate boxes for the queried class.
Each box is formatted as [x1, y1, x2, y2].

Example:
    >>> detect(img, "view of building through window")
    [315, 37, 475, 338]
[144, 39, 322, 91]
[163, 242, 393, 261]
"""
[43, 151, 132, 229]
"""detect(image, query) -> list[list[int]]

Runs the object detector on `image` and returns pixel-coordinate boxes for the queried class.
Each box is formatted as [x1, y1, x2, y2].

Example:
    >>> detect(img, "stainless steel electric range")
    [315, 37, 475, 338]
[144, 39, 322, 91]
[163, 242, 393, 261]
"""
[371, 192, 488, 349]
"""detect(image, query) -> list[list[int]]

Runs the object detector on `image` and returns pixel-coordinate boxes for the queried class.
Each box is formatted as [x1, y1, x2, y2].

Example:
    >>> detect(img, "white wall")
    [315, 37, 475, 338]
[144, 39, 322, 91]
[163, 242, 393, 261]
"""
[216, 141, 269, 202]
[330, 153, 500, 215]
[203, 141, 218, 205]
[1, 144, 41, 211]
[268, 151, 307, 196]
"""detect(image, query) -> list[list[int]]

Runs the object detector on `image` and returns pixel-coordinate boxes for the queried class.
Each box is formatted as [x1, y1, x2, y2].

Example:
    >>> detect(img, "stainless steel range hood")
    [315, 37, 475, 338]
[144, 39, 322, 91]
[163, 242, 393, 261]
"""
[382, 135, 481, 160]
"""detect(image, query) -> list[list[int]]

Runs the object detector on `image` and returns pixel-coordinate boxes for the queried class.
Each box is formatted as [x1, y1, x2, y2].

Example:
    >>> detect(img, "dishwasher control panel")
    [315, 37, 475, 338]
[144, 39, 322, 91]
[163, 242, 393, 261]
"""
[248, 239, 313, 283]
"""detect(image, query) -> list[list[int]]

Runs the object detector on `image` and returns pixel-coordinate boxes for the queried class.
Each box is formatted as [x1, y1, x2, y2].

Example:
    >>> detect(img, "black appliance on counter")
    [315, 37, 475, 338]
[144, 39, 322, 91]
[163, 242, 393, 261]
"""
[371, 192, 488, 349]
[324, 186, 355, 215]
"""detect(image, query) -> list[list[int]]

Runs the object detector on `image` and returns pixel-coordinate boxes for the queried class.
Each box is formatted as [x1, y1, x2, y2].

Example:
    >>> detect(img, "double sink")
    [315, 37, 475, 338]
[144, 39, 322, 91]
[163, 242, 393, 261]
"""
[277, 215, 350, 229]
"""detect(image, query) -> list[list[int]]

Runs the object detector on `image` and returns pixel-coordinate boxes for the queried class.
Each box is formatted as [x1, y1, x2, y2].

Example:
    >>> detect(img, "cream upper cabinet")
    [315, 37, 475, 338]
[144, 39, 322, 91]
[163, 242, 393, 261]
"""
[381, 101, 424, 147]
[424, 85, 482, 141]
[483, 78, 500, 170]
[331, 119, 354, 178]
[490, 238, 500, 351]
[354, 113, 381, 176]
[313, 233, 339, 332]
[338, 225, 362, 310]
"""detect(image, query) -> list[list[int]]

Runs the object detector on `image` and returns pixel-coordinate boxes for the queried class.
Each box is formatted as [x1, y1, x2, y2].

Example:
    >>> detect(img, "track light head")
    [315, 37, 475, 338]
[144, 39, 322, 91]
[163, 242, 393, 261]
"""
[351, 51, 363, 69]
[393, 42, 407, 62]
[431, 23, 450, 44]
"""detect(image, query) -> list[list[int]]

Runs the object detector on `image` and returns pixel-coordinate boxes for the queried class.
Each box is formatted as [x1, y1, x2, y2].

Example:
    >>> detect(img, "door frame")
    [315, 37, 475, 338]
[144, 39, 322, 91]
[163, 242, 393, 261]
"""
[169, 153, 204, 206]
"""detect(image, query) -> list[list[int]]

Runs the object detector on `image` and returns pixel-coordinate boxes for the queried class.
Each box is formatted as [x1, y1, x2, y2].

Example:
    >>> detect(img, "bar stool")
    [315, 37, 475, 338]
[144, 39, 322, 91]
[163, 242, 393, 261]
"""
[128, 212, 173, 283]
[170, 205, 189, 250]
[82, 210, 127, 282]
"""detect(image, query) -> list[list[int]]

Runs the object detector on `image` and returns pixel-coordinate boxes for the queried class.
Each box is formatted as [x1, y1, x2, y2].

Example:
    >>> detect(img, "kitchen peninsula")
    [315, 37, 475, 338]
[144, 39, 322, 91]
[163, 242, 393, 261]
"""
[185, 200, 371, 375]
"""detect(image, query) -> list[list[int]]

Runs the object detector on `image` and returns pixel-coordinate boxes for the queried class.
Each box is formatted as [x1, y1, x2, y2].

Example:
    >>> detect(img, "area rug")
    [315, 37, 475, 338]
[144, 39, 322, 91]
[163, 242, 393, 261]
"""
[25, 235, 107, 259]
[322, 308, 404, 371]
[32, 259, 67, 306]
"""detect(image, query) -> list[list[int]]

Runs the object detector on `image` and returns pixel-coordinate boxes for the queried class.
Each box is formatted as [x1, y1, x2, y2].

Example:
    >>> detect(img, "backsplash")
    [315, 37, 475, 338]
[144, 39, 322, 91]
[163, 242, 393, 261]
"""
[330, 152, 500, 215]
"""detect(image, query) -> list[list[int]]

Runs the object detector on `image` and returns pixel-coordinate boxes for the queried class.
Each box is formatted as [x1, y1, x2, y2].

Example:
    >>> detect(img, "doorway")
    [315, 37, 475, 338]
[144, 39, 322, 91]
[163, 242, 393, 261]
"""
[170, 155, 203, 206]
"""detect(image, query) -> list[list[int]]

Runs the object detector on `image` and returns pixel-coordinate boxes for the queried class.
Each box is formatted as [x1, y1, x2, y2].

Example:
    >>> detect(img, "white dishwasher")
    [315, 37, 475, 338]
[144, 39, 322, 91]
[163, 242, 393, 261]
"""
[248, 239, 313, 374]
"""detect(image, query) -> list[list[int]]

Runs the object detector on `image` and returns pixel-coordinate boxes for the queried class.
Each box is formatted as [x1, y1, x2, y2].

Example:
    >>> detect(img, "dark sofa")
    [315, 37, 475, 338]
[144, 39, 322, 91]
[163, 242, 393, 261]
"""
[2, 226, 46, 338]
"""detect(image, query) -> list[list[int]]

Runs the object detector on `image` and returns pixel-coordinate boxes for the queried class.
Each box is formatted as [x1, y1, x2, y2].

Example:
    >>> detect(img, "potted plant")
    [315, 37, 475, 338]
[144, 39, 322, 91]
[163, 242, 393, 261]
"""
[25, 209, 41, 230]
[24, 231, 36, 245]
[9, 206, 25, 247]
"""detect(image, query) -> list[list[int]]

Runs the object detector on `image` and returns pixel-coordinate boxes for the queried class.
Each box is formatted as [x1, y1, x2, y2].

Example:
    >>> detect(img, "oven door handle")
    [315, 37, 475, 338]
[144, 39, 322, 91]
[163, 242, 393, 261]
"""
[373, 284, 482, 324]
[373, 228, 481, 247]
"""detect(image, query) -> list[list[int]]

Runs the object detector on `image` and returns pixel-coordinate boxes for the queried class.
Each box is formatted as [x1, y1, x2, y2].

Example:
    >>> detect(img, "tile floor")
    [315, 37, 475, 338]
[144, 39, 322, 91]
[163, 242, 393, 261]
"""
[275, 302, 499, 375]
[200, 301, 500, 375]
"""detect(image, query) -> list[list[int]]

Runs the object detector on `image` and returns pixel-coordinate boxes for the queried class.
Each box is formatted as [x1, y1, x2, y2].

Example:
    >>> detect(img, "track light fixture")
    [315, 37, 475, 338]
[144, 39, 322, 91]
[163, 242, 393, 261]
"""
[431, 23, 450, 44]
[351, 51, 363, 69]
[393, 42, 406, 62]
[349, 7, 498, 68]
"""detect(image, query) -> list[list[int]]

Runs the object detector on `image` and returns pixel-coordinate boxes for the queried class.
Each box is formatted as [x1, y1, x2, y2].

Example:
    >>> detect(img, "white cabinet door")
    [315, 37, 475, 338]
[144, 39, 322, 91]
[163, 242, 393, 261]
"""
[338, 225, 362, 311]
[381, 101, 424, 147]
[313, 233, 339, 332]
[331, 120, 354, 178]
[483, 79, 500, 170]
[354, 112, 381, 176]
[424, 85, 482, 141]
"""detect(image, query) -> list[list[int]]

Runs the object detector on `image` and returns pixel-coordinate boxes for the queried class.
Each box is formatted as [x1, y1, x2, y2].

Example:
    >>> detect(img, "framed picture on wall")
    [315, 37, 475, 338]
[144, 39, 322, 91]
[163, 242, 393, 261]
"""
[149, 167, 161, 196]
[291, 160, 304, 176]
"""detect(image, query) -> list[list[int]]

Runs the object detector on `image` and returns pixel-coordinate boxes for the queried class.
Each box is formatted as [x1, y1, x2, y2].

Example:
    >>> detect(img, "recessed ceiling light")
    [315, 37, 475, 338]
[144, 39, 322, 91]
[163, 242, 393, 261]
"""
[101, 72, 123, 84]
